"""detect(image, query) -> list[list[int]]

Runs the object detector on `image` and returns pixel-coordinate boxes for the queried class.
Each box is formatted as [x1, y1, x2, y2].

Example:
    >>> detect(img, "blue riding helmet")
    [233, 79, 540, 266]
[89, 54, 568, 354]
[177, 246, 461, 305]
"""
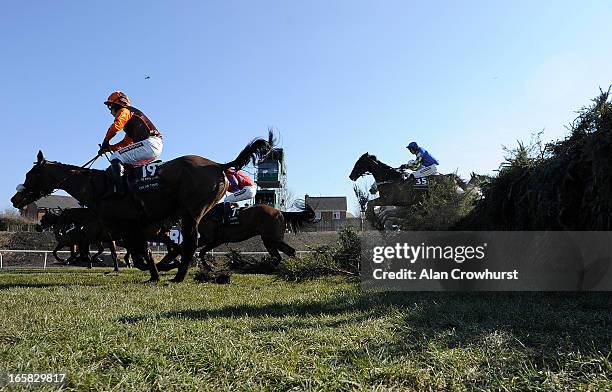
[407, 142, 418, 150]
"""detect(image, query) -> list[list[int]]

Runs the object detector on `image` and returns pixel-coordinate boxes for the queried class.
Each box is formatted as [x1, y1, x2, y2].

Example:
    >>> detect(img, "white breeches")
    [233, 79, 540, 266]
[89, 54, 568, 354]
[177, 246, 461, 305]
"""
[110, 136, 163, 167]
[412, 164, 438, 179]
[224, 185, 256, 203]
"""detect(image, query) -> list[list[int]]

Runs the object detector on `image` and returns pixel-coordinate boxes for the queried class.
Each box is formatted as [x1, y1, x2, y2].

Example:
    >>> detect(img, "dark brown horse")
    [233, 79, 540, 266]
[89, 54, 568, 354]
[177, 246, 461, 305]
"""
[37, 209, 180, 272]
[155, 203, 316, 271]
[349, 152, 468, 204]
[38, 209, 124, 270]
[11, 137, 272, 282]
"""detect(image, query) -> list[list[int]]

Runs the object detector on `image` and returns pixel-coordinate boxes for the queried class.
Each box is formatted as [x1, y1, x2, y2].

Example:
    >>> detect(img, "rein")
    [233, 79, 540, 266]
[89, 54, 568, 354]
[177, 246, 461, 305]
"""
[362, 156, 404, 183]
[53, 153, 103, 190]
[81, 154, 103, 169]
[25, 153, 104, 201]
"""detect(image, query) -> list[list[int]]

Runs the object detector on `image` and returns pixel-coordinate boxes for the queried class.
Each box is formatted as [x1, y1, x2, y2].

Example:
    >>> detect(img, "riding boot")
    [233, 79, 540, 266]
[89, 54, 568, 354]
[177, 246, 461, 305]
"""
[110, 159, 126, 195]
[222, 202, 228, 225]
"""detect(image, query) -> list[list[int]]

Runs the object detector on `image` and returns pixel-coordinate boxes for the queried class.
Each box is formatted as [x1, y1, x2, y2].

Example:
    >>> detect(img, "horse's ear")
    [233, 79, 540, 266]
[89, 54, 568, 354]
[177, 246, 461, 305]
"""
[37, 150, 45, 164]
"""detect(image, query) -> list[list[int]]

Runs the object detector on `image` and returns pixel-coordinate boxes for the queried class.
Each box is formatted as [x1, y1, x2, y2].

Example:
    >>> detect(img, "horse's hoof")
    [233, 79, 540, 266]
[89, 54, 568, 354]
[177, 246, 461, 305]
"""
[144, 278, 159, 283]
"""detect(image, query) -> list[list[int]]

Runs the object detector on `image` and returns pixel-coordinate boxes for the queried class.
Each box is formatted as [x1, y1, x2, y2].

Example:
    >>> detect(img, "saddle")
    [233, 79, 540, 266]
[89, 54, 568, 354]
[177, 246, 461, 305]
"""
[125, 161, 165, 193]
[208, 202, 242, 226]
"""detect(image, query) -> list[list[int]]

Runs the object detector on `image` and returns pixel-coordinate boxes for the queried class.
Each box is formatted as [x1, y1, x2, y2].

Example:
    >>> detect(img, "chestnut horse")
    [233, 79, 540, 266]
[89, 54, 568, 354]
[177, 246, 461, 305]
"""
[155, 203, 316, 271]
[11, 137, 272, 282]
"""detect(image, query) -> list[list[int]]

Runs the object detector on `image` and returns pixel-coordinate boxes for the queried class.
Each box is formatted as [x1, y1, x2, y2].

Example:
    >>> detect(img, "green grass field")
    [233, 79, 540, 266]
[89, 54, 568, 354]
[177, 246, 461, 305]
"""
[0, 269, 611, 391]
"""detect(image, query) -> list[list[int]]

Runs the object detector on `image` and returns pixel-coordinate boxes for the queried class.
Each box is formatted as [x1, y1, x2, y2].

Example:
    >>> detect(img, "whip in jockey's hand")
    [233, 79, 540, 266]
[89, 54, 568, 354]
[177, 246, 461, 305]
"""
[100, 91, 164, 195]
[405, 141, 439, 179]
[97, 141, 110, 156]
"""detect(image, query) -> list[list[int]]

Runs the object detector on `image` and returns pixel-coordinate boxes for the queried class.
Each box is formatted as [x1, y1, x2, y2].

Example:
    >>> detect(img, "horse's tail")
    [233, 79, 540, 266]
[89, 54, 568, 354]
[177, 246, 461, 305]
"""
[281, 203, 316, 233]
[221, 129, 275, 171]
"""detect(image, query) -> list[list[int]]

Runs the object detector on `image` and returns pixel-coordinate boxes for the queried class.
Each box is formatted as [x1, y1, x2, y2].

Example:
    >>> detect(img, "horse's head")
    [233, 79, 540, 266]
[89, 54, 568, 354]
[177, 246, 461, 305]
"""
[38, 209, 61, 231]
[349, 153, 375, 181]
[468, 172, 489, 187]
[11, 151, 59, 209]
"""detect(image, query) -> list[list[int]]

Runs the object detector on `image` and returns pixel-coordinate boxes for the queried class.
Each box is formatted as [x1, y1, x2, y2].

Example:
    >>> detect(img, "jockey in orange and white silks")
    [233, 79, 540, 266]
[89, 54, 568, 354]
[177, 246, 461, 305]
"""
[224, 168, 256, 203]
[98, 91, 163, 167]
[97, 91, 163, 194]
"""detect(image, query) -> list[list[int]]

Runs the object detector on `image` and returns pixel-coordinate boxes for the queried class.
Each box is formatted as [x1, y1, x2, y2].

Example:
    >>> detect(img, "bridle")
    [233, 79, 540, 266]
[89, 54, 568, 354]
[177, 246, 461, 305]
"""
[355, 154, 403, 183]
[352, 155, 375, 179]
[17, 153, 104, 202]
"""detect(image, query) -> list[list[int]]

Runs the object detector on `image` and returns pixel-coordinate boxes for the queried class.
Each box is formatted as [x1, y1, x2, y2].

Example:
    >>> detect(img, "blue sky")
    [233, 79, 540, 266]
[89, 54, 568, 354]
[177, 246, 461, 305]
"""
[1, 1, 611, 214]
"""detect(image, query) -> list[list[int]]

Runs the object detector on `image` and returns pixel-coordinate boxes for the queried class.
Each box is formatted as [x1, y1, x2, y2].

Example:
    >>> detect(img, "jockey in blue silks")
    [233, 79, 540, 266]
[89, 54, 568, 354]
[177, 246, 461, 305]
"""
[401, 142, 439, 179]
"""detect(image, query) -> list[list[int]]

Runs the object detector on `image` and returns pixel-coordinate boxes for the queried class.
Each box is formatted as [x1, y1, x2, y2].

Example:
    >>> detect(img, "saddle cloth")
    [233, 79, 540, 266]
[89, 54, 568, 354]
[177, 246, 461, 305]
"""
[208, 202, 242, 225]
[126, 161, 165, 193]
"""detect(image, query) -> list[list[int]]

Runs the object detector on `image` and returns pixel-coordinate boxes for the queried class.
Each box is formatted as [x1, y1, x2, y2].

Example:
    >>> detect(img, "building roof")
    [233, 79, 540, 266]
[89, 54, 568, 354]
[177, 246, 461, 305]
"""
[305, 195, 347, 211]
[32, 195, 81, 210]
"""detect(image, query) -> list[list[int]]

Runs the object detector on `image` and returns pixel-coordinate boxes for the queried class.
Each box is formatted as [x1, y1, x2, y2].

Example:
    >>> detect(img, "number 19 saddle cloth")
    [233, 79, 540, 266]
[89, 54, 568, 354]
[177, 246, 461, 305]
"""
[126, 161, 165, 193]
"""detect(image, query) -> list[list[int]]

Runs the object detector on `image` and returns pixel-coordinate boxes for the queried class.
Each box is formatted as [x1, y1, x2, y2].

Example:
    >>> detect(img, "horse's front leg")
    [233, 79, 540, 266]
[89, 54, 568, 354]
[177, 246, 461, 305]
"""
[172, 217, 198, 283]
[156, 244, 182, 272]
[144, 248, 158, 282]
[91, 243, 104, 263]
[52, 244, 67, 263]
[129, 239, 158, 282]
[66, 244, 79, 264]
[82, 243, 93, 269]
[134, 240, 159, 282]
[75, 241, 93, 269]
[109, 241, 120, 272]
[123, 247, 132, 268]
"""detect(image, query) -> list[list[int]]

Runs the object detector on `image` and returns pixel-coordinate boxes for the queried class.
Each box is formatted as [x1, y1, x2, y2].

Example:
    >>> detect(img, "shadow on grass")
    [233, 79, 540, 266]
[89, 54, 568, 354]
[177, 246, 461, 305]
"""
[117, 290, 407, 323]
[395, 292, 612, 366]
[119, 290, 612, 360]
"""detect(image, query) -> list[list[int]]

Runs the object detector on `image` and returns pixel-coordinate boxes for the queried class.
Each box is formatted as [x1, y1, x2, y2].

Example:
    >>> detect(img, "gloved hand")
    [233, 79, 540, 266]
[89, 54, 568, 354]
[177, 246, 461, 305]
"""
[97, 141, 110, 156]
[399, 164, 407, 170]
[405, 160, 419, 171]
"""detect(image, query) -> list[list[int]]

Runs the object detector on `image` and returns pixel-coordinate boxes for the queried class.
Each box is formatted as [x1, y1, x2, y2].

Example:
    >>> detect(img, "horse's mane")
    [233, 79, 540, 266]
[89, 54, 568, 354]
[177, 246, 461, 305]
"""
[366, 154, 396, 172]
[45, 160, 105, 174]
